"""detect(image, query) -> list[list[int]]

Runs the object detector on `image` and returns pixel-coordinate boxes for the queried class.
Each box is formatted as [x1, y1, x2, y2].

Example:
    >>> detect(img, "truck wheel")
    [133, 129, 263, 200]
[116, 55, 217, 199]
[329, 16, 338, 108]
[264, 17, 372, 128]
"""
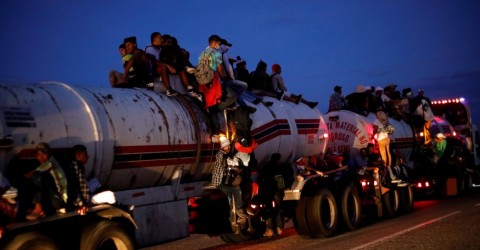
[80, 221, 135, 250]
[306, 188, 338, 238]
[4, 232, 59, 250]
[383, 189, 400, 218]
[341, 185, 362, 230]
[401, 186, 414, 213]
[293, 196, 310, 236]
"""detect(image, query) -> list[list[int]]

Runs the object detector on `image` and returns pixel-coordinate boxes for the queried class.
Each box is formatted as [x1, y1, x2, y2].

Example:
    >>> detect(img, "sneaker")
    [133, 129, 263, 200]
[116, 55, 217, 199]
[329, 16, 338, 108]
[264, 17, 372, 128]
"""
[57, 208, 66, 214]
[263, 229, 274, 237]
[166, 88, 179, 97]
[236, 209, 248, 219]
[146, 82, 154, 90]
[295, 94, 303, 104]
[308, 101, 318, 109]
[253, 98, 262, 105]
[26, 210, 46, 221]
[276, 90, 285, 100]
[391, 179, 402, 183]
[397, 182, 408, 187]
[276, 227, 283, 236]
[187, 89, 203, 102]
[247, 106, 257, 113]
[264, 101, 273, 107]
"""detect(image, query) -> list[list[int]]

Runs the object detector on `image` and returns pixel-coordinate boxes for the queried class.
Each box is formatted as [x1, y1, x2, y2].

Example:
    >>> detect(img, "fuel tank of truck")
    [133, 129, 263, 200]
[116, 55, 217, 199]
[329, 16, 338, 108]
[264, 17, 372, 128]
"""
[0, 82, 328, 190]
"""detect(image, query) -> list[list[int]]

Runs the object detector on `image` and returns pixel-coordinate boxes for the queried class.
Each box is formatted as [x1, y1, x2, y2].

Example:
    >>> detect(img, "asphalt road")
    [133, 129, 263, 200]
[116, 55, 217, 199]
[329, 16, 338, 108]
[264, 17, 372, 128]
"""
[145, 189, 480, 250]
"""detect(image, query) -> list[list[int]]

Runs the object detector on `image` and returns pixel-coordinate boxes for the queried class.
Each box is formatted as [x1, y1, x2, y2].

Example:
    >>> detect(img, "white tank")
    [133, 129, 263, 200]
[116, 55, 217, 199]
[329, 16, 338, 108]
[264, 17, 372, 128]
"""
[324, 110, 454, 163]
[324, 110, 414, 158]
[0, 82, 328, 191]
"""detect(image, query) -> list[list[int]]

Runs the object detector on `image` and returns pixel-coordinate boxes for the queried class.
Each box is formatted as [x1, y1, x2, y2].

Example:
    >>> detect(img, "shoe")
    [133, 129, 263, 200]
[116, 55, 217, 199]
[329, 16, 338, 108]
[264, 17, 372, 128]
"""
[307, 101, 318, 109]
[57, 208, 66, 214]
[26, 210, 46, 221]
[247, 106, 257, 113]
[166, 88, 179, 97]
[295, 94, 303, 104]
[263, 229, 274, 237]
[276, 90, 285, 100]
[276, 227, 283, 236]
[397, 182, 408, 187]
[391, 179, 402, 184]
[236, 209, 248, 219]
[264, 101, 273, 107]
[253, 98, 262, 105]
[146, 82, 154, 90]
[187, 88, 203, 102]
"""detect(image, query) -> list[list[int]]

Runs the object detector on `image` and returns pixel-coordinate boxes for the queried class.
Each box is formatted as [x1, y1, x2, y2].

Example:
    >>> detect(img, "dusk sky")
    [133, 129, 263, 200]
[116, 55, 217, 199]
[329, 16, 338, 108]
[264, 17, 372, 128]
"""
[1, 1, 479, 124]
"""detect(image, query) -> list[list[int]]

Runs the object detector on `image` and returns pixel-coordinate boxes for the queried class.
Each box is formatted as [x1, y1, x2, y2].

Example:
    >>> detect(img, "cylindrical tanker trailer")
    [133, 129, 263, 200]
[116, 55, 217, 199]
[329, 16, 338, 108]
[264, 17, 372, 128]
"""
[324, 109, 468, 197]
[0, 82, 328, 247]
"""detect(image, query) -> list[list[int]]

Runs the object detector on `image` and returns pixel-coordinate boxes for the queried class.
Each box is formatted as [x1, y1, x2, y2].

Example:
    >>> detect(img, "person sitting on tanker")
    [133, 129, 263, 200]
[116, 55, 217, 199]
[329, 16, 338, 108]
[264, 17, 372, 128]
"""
[26, 143, 68, 220]
[328, 85, 347, 112]
[68, 145, 90, 215]
[248, 60, 302, 103]
[197, 35, 238, 140]
[270, 64, 318, 108]
[109, 43, 133, 87]
[258, 153, 289, 237]
[158, 35, 203, 101]
[209, 138, 247, 220]
[122, 36, 153, 88]
[218, 38, 257, 113]
[293, 156, 324, 182]
[345, 85, 370, 116]
[233, 57, 273, 107]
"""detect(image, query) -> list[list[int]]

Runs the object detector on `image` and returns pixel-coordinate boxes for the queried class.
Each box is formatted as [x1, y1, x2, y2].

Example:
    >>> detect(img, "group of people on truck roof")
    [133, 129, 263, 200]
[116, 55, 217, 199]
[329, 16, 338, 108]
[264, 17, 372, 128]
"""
[0, 143, 98, 223]
[108, 32, 318, 139]
[328, 83, 435, 144]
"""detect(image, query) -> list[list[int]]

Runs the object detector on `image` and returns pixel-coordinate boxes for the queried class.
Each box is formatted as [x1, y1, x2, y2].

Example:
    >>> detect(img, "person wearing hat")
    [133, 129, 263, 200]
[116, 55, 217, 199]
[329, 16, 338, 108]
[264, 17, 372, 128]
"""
[209, 138, 247, 220]
[374, 111, 401, 183]
[26, 142, 69, 220]
[328, 85, 346, 112]
[432, 133, 447, 165]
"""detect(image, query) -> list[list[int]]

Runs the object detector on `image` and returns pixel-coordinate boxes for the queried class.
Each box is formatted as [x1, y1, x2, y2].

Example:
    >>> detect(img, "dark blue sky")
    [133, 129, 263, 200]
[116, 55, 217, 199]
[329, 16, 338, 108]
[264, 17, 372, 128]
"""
[1, 1, 479, 123]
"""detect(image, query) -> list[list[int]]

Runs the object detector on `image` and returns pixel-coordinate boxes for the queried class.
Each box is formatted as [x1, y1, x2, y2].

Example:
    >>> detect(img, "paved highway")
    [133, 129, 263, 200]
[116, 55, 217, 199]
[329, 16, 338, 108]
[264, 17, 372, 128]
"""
[145, 189, 480, 250]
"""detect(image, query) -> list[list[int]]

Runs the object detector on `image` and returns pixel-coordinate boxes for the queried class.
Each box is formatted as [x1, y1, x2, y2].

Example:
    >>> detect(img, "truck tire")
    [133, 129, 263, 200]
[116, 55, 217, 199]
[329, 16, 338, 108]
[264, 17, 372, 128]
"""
[306, 188, 338, 238]
[3, 232, 59, 250]
[400, 185, 414, 213]
[80, 221, 135, 250]
[293, 196, 310, 236]
[340, 185, 362, 230]
[383, 189, 400, 218]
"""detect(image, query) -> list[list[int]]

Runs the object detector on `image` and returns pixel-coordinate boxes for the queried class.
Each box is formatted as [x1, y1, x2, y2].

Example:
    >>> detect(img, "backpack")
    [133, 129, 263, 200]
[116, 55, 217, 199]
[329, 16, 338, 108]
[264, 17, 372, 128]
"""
[195, 53, 214, 85]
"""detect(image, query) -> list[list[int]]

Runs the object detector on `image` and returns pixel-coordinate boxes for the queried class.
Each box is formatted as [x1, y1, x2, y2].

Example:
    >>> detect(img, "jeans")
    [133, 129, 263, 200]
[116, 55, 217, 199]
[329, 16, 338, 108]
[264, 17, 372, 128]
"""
[218, 184, 243, 210]
[225, 79, 248, 107]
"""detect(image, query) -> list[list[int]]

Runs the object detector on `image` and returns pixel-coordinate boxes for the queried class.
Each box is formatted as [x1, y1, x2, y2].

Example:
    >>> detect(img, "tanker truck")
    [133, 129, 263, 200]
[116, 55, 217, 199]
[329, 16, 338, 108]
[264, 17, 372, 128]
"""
[0, 81, 329, 248]
[282, 109, 416, 240]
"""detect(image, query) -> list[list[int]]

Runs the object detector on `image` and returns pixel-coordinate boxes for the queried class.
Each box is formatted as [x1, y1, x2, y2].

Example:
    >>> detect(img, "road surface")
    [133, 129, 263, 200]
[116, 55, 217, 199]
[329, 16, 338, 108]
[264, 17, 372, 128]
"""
[144, 189, 480, 250]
